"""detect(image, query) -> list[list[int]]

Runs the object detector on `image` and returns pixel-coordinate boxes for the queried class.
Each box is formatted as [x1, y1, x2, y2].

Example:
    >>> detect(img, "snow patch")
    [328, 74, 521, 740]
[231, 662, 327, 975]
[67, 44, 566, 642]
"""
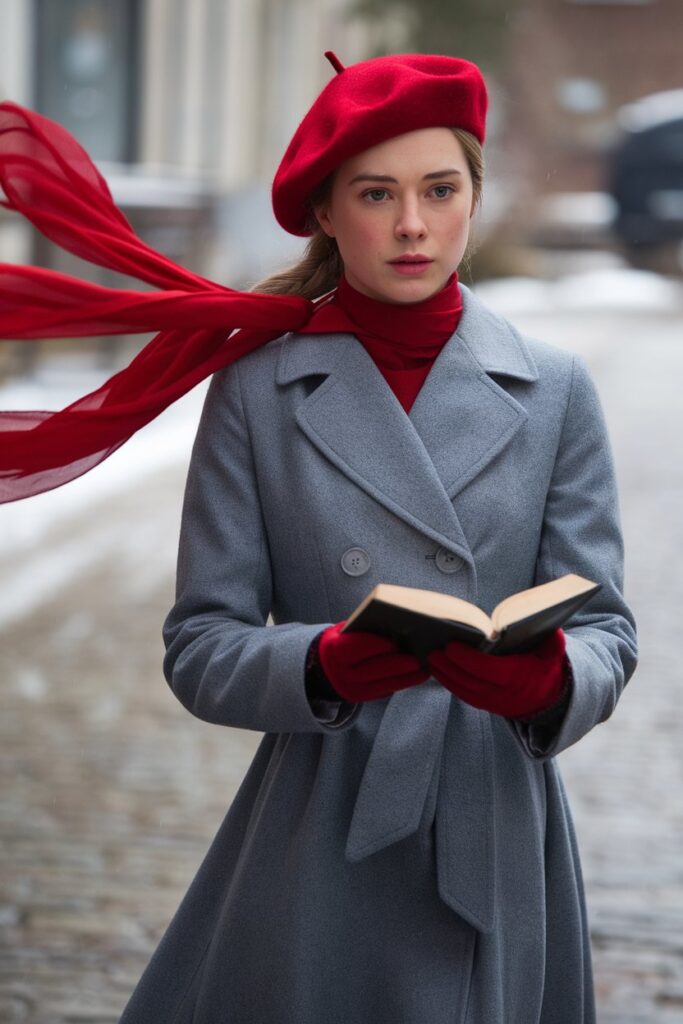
[474, 267, 683, 316]
[0, 526, 119, 629]
[618, 89, 683, 133]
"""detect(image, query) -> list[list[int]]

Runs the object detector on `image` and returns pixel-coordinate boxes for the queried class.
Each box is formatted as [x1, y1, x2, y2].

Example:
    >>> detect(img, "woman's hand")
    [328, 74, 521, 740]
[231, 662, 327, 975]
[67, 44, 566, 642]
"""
[427, 629, 568, 720]
[316, 621, 430, 702]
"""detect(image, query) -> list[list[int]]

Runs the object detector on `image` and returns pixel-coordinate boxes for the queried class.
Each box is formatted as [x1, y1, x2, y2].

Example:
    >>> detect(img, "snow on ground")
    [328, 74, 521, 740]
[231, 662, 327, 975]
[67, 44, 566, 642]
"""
[473, 266, 683, 316]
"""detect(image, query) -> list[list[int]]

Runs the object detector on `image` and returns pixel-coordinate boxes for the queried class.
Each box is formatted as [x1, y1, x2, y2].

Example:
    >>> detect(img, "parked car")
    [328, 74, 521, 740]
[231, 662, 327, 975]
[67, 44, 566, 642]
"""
[608, 89, 683, 268]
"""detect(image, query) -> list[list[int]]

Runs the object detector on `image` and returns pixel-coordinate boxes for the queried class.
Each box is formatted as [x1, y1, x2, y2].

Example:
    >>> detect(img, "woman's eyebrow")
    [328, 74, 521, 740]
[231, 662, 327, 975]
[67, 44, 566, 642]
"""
[347, 168, 462, 185]
[423, 168, 462, 180]
[347, 173, 398, 185]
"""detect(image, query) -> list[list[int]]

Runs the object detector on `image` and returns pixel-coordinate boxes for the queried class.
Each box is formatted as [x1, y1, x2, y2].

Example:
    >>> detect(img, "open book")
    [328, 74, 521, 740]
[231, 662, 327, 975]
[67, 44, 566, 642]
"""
[341, 574, 600, 659]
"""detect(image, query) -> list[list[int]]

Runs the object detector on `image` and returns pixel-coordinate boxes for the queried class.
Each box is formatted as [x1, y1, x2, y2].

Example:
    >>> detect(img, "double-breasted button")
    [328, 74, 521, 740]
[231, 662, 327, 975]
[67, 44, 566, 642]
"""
[341, 547, 371, 577]
[435, 547, 464, 574]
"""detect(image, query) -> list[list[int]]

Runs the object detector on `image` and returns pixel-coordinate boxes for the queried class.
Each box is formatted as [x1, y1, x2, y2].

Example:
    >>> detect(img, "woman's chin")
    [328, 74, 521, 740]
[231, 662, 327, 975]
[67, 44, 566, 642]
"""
[344, 266, 451, 304]
[382, 273, 446, 305]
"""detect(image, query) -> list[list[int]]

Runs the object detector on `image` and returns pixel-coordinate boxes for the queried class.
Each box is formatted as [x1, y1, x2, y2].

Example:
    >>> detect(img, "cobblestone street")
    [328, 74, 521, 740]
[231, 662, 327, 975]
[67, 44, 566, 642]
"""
[1, 304, 682, 1022]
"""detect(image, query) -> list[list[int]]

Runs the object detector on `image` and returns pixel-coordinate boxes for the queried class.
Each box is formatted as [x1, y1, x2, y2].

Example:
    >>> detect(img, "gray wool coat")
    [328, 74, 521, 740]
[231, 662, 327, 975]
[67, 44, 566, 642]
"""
[119, 285, 637, 1024]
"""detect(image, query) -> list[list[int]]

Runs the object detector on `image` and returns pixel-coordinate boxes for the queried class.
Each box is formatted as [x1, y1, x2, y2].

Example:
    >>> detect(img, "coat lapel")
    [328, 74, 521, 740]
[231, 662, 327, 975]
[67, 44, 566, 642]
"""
[285, 336, 475, 567]
[409, 285, 538, 499]
[276, 284, 538, 556]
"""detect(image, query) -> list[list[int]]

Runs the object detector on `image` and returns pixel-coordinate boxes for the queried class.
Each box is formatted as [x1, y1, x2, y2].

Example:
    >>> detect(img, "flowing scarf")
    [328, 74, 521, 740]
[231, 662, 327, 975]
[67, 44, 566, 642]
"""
[0, 102, 315, 503]
[0, 101, 463, 502]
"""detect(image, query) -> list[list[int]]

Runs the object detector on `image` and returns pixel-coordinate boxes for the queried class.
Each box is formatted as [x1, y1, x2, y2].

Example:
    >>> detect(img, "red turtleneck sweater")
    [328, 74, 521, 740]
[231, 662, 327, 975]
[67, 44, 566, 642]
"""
[298, 273, 463, 412]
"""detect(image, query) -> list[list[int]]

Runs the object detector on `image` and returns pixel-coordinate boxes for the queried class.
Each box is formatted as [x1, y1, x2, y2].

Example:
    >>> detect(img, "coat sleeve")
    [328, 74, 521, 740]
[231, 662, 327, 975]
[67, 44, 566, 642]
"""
[162, 361, 361, 734]
[512, 353, 638, 759]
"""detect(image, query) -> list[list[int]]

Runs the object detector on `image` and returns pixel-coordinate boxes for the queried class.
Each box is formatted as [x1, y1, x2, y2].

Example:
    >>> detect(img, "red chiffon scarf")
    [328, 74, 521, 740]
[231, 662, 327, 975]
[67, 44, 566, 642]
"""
[0, 102, 315, 502]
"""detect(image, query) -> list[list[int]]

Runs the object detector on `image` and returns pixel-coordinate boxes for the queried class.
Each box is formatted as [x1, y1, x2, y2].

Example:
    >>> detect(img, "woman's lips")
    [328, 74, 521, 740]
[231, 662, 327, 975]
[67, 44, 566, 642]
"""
[389, 257, 434, 277]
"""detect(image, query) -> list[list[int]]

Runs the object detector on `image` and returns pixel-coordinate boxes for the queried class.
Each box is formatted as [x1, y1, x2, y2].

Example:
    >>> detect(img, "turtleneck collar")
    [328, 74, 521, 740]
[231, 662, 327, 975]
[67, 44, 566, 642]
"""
[299, 271, 463, 369]
[297, 271, 464, 413]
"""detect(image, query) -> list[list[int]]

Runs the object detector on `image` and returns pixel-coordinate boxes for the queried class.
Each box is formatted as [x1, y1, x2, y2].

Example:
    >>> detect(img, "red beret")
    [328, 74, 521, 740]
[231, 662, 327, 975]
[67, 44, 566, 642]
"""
[272, 52, 488, 237]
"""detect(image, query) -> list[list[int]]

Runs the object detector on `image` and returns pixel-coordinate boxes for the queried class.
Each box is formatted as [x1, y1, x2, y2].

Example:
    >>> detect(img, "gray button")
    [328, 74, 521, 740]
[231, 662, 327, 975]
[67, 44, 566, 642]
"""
[341, 547, 371, 577]
[435, 547, 464, 574]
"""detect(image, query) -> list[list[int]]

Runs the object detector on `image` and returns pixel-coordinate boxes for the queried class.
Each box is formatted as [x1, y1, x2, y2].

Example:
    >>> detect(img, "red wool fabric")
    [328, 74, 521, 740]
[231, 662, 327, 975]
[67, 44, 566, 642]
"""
[299, 272, 463, 412]
[427, 629, 569, 720]
[273, 52, 488, 236]
[0, 102, 316, 503]
[317, 621, 429, 703]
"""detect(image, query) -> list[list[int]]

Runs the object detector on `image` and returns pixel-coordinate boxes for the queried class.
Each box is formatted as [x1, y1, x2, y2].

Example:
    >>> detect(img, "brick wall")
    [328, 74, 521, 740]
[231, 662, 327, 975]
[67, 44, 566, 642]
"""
[503, 0, 683, 199]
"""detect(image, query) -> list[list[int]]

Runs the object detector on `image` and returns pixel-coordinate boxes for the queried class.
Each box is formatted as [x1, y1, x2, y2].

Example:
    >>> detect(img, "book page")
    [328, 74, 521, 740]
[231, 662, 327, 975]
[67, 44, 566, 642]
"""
[491, 574, 598, 634]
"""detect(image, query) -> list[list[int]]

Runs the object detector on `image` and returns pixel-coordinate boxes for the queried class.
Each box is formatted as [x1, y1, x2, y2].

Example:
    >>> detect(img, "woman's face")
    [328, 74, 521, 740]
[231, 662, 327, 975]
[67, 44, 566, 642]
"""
[315, 127, 476, 304]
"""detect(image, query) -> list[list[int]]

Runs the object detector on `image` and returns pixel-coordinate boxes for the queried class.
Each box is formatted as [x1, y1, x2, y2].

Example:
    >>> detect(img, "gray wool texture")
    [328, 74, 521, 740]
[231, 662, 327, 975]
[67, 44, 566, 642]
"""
[119, 285, 637, 1024]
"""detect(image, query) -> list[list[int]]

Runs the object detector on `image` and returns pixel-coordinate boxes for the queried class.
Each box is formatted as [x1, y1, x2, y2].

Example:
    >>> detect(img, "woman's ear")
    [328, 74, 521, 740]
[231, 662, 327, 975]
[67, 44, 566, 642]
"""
[314, 203, 336, 238]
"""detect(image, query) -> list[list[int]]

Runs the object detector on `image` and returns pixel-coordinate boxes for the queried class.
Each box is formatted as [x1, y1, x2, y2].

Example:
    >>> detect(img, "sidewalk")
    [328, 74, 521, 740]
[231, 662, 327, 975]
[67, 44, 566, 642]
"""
[1, 302, 682, 1022]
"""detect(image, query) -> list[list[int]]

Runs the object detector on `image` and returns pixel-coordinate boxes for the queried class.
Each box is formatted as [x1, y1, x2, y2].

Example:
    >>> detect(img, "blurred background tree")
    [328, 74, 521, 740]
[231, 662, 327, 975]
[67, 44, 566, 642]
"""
[351, 0, 521, 67]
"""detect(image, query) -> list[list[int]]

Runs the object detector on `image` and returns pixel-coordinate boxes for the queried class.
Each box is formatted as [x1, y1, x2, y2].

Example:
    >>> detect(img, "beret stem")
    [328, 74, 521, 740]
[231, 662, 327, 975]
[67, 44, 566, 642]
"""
[324, 50, 346, 74]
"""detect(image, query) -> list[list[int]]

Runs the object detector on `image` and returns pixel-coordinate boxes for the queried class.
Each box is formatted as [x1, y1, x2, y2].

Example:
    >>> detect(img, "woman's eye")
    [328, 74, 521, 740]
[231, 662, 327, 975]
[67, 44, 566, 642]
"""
[430, 184, 455, 199]
[363, 188, 390, 203]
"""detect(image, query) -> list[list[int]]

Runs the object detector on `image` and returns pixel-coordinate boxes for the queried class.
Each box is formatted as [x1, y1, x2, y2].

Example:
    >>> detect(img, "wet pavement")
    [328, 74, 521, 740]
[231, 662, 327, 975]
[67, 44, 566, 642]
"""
[1, 305, 682, 1022]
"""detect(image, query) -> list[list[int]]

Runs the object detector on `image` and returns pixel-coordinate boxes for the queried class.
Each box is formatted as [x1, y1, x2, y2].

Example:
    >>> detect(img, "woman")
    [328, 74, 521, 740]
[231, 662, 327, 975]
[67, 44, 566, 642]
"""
[0, 53, 636, 1024]
[120, 53, 636, 1023]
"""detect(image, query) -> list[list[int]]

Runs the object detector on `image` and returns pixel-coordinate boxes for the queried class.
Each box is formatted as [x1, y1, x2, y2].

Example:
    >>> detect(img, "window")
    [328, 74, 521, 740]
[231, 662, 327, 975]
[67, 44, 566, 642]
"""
[34, 0, 141, 163]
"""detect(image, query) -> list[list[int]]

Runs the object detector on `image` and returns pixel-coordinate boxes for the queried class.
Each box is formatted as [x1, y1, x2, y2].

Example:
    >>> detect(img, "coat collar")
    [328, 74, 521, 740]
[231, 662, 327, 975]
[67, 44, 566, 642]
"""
[276, 284, 539, 385]
[274, 285, 538, 586]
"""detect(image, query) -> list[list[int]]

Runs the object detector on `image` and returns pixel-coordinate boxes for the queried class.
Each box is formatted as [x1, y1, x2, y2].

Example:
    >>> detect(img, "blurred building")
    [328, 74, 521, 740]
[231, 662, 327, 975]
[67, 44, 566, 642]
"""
[4, 0, 679, 308]
[504, 0, 683, 250]
[0, 0, 369, 288]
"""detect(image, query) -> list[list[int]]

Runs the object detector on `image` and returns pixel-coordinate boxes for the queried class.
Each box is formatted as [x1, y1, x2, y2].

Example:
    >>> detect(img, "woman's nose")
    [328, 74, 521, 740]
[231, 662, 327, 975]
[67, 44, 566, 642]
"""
[394, 199, 427, 241]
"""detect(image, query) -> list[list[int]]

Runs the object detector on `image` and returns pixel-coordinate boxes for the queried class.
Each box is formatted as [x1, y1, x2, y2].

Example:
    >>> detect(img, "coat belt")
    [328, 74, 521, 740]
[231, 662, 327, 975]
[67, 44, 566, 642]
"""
[345, 682, 496, 934]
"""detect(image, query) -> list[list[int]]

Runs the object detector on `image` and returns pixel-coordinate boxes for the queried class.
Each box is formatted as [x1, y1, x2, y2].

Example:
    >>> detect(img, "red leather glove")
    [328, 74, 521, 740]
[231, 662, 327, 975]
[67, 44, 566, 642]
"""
[317, 621, 430, 702]
[427, 629, 568, 720]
